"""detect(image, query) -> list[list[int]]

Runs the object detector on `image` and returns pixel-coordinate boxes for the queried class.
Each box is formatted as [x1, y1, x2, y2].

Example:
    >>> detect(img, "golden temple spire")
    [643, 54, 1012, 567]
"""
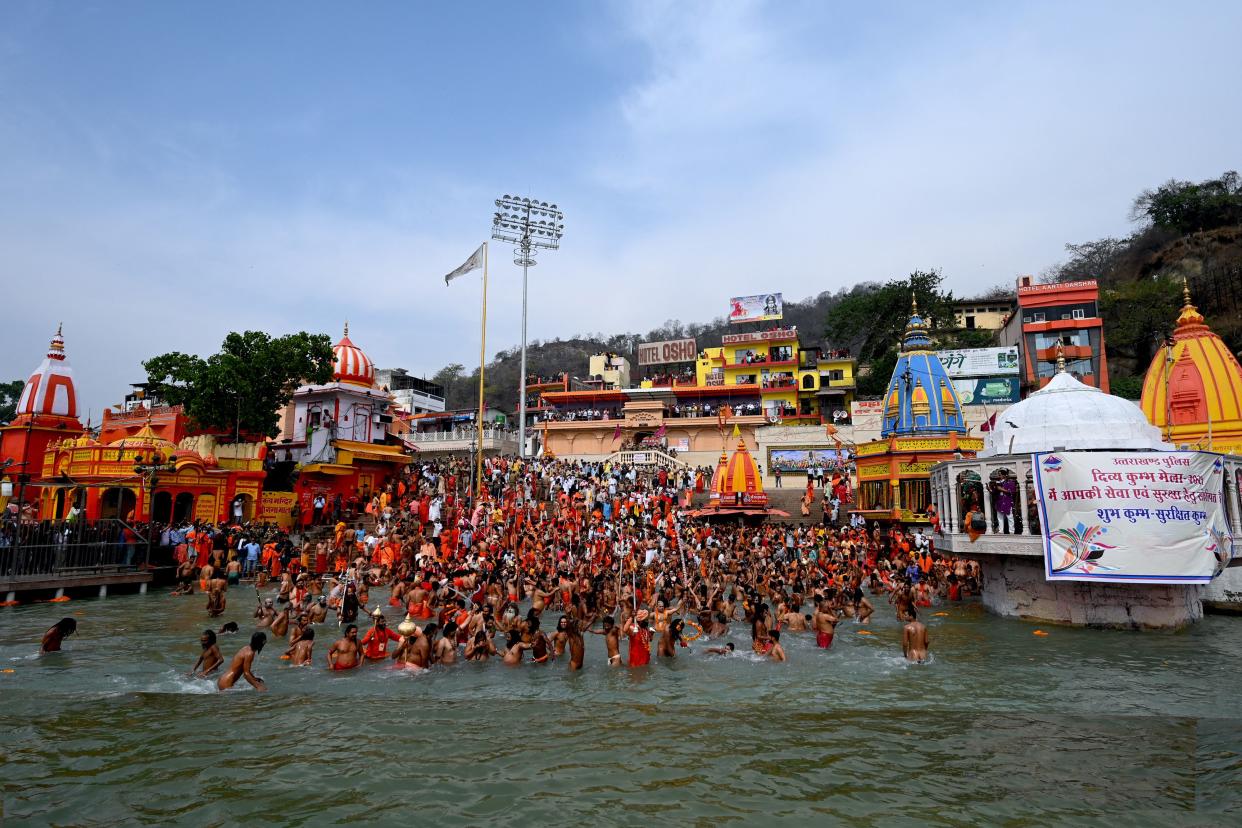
[1175, 276, 1206, 330]
[1055, 342, 1066, 374]
[911, 292, 919, 315]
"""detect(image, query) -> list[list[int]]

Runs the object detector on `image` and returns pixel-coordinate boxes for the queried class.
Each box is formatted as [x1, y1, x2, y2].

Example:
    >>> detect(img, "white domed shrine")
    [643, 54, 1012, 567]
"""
[332, 322, 376, 388]
[980, 369, 1166, 457]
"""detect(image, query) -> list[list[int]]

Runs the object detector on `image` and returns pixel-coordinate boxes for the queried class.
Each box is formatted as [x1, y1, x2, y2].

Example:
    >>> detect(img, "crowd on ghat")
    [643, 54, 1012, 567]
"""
[40, 455, 982, 689]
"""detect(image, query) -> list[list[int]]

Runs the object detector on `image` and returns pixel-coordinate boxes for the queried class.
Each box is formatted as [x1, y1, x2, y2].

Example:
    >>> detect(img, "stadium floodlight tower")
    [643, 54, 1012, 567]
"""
[491, 195, 564, 458]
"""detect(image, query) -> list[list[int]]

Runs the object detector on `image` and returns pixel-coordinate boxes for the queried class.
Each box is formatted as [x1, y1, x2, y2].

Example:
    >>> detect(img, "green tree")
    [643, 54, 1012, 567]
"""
[1098, 277, 1184, 372]
[825, 269, 991, 396]
[143, 331, 334, 439]
[1131, 171, 1242, 234]
[0, 379, 25, 424]
[1109, 375, 1144, 400]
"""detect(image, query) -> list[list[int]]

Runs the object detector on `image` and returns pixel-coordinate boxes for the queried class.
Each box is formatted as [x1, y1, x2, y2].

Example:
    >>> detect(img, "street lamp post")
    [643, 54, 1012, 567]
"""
[491, 195, 564, 458]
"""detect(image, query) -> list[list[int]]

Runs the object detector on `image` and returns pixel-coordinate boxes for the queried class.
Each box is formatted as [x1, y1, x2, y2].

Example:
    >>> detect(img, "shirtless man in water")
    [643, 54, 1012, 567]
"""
[587, 616, 622, 666]
[435, 623, 459, 665]
[285, 627, 315, 665]
[217, 632, 268, 692]
[812, 599, 838, 649]
[270, 604, 290, 638]
[189, 629, 224, 677]
[206, 588, 226, 618]
[902, 608, 930, 664]
[565, 616, 585, 671]
[255, 599, 275, 628]
[767, 630, 787, 662]
[327, 625, 361, 670]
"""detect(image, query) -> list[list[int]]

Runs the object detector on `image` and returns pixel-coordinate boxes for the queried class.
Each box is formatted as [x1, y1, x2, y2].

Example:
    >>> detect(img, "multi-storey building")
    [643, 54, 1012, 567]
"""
[999, 276, 1109, 393]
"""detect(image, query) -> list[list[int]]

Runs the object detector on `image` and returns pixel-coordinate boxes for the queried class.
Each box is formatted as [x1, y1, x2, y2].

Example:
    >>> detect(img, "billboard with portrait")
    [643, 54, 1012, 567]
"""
[728, 293, 783, 324]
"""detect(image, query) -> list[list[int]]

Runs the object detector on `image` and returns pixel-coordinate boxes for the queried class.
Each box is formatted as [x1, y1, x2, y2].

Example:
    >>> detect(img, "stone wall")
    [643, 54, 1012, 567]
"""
[980, 554, 1204, 629]
[1203, 567, 1242, 615]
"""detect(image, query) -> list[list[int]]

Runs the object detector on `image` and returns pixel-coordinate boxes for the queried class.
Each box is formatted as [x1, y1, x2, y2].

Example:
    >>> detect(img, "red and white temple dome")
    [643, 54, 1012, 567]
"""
[16, 324, 78, 420]
[332, 322, 375, 388]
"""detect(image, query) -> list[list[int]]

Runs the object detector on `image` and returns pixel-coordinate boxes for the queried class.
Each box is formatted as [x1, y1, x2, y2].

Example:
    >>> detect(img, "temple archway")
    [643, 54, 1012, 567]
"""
[100, 487, 137, 521]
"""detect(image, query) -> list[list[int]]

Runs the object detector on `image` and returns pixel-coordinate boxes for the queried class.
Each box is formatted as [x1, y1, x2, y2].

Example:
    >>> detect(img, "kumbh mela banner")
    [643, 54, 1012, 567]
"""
[1033, 451, 1235, 584]
[728, 293, 783, 324]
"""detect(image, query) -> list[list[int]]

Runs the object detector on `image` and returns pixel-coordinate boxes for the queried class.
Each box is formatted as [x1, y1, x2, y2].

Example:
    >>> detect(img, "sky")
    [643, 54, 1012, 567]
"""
[3, 0, 1241, 418]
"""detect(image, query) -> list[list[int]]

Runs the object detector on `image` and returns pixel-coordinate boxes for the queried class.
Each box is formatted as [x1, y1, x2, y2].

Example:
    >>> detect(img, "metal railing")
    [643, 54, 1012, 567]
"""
[606, 450, 690, 471]
[408, 427, 516, 444]
[1, 519, 149, 579]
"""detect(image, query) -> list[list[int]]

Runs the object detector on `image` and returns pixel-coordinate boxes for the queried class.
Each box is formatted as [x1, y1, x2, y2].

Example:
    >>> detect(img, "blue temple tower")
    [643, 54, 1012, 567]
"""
[853, 298, 983, 526]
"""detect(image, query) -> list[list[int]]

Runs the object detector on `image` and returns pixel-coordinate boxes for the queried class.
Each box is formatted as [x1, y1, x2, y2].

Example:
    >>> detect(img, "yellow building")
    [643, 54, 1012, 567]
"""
[1140, 281, 1242, 455]
[695, 327, 855, 423]
[951, 297, 1016, 331]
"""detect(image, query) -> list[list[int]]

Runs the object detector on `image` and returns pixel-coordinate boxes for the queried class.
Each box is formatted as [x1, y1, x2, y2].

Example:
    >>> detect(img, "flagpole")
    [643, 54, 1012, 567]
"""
[476, 242, 488, 504]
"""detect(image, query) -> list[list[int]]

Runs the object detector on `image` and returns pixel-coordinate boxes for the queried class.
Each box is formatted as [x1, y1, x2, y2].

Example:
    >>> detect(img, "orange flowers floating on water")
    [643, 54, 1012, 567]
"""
[1033, 630, 1049, 637]
[932, 612, 949, 617]
[857, 630, 873, 636]
[1, 668, 14, 674]
[47, 596, 71, 603]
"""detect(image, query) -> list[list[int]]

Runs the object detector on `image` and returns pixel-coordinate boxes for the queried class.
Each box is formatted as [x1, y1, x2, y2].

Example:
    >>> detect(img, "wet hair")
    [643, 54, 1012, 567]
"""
[250, 631, 267, 652]
[908, 606, 918, 622]
[442, 622, 458, 637]
[726, 642, 735, 651]
[302, 627, 315, 641]
[55, 618, 77, 636]
[345, 624, 358, 636]
[770, 630, 781, 642]
[201, 629, 217, 647]
[602, 616, 615, 628]
[218, 621, 240, 634]
[424, 623, 439, 637]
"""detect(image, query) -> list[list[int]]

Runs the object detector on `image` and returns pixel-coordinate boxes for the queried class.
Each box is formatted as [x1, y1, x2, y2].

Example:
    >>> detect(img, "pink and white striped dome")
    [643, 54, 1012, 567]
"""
[332, 322, 375, 388]
[16, 324, 79, 420]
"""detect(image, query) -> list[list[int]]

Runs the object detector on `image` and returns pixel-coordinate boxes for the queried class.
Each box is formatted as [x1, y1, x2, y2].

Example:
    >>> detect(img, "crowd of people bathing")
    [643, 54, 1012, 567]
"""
[38, 454, 980, 689]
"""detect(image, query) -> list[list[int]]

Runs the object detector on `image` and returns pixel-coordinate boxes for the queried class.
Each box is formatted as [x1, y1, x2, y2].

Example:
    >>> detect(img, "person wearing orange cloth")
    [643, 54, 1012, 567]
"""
[627, 611, 652, 667]
[360, 609, 401, 660]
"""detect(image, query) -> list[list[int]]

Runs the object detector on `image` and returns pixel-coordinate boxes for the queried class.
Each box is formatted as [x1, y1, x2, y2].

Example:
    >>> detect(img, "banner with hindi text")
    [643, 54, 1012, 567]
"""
[1033, 451, 1234, 584]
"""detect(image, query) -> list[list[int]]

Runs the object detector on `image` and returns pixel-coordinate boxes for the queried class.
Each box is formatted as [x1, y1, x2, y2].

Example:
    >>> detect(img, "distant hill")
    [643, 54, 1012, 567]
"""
[433, 289, 856, 412]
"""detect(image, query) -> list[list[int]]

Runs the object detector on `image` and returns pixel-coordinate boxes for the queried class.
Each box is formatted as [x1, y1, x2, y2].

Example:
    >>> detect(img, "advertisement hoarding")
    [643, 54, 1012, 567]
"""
[769, 448, 852, 473]
[937, 346, 1019, 378]
[728, 293, 783, 324]
[637, 338, 697, 366]
[1033, 451, 1233, 584]
[951, 377, 1020, 406]
[851, 400, 885, 419]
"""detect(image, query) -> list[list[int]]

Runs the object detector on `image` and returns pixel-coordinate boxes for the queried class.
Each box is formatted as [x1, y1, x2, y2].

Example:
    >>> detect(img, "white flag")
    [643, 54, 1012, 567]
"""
[444, 244, 484, 285]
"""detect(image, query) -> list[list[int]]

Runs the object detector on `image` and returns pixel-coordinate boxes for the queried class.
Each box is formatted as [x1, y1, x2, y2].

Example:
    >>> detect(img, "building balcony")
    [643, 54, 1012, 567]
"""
[405, 427, 518, 455]
[724, 358, 796, 369]
[1036, 345, 1092, 361]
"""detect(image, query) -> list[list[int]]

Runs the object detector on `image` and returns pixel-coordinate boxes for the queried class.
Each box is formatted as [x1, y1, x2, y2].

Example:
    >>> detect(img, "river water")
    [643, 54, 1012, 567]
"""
[2, 589, 1240, 825]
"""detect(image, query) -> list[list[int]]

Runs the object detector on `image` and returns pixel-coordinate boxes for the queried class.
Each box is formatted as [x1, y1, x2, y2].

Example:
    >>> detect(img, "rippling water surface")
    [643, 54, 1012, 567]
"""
[2, 590, 1240, 825]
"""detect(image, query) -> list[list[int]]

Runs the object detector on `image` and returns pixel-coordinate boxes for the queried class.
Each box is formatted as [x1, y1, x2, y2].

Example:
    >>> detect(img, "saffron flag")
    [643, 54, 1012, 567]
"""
[979, 412, 997, 432]
[444, 244, 484, 285]
[654, 423, 667, 439]
[612, 423, 622, 442]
